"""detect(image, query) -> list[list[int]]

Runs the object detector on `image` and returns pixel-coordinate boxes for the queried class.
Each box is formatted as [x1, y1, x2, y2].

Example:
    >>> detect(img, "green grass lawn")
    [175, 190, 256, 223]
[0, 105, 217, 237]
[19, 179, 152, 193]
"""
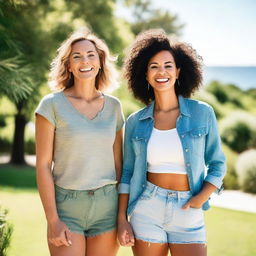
[1, 164, 256, 256]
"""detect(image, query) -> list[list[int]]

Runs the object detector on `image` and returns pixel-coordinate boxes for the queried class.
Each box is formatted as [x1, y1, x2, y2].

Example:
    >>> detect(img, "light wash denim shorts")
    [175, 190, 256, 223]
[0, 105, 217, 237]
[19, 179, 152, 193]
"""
[130, 181, 206, 244]
[55, 184, 118, 237]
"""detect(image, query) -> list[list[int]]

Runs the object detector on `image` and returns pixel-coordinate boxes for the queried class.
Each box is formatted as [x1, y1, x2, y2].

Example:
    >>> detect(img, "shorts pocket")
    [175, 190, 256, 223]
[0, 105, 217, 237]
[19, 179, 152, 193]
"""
[104, 184, 118, 199]
[55, 186, 70, 204]
[174, 198, 204, 229]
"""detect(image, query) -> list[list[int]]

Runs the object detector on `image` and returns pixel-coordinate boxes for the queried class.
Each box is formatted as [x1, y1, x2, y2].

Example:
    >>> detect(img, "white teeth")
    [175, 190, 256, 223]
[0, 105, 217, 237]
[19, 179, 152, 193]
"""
[79, 67, 92, 72]
[156, 78, 169, 82]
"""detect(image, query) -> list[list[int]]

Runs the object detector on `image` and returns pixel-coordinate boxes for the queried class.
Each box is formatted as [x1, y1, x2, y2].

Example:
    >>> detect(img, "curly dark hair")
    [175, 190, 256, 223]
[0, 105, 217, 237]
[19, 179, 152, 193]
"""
[124, 29, 203, 105]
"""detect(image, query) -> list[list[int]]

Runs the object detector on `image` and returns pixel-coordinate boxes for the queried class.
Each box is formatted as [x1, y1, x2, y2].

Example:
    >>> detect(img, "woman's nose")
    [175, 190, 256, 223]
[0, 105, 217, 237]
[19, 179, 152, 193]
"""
[158, 66, 166, 73]
[80, 56, 89, 63]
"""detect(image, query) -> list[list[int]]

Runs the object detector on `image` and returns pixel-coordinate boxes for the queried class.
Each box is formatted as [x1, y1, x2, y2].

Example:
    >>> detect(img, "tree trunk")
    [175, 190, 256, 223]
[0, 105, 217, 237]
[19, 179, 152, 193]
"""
[10, 113, 27, 165]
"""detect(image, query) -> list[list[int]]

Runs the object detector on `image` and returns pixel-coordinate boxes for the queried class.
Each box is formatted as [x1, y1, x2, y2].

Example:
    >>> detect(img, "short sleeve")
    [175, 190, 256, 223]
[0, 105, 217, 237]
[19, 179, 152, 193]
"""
[35, 94, 56, 127]
[116, 101, 124, 131]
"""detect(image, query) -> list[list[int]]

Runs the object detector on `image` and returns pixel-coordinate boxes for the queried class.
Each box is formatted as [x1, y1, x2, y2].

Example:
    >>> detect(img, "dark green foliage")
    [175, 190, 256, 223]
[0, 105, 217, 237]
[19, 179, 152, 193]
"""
[220, 113, 256, 153]
[206, 81, 245, 108]
[0, 115, 6, 128]
[206, 81, 229, 103]
[0, 207, 13, 256]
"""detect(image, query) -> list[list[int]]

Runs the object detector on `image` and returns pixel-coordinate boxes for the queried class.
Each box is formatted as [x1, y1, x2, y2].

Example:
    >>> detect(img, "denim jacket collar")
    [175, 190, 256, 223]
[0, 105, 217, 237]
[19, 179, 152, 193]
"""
[139, 95, 191, 121]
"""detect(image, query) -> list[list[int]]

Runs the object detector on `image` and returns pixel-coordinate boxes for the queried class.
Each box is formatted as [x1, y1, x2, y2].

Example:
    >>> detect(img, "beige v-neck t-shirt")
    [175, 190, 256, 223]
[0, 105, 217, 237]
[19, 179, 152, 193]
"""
[35, 91, 124, 190]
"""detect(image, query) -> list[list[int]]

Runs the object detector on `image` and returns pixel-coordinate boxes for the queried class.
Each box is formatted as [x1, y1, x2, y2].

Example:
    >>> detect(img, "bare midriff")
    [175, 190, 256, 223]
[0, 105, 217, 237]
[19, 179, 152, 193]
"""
[147, 172, 190, 191]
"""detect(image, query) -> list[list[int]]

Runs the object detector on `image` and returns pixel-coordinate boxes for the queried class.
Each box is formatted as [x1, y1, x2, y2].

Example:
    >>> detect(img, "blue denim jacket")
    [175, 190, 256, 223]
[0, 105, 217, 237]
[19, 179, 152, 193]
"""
[119, 96, 226, 216]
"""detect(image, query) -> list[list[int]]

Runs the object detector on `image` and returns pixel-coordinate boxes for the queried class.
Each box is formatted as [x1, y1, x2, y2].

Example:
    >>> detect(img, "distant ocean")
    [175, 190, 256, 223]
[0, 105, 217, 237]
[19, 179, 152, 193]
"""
[203, 66, 256, 90]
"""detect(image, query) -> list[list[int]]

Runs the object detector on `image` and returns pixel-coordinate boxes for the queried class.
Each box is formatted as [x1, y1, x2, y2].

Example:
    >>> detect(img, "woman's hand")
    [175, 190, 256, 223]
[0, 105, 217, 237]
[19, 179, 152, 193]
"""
[118, 219, 135, 247]
[47, 219, 72, 247]
[182, 194, 206, 209]
[183, 182, 217, 210]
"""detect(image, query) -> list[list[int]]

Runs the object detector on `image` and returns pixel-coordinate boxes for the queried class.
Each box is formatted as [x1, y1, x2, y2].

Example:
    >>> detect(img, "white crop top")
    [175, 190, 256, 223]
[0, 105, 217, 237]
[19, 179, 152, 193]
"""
[147, 127, 187, 174]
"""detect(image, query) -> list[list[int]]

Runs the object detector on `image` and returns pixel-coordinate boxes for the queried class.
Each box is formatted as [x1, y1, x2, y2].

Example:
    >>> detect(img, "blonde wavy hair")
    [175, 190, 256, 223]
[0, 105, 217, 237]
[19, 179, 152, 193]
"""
[49, 28, 118, 91]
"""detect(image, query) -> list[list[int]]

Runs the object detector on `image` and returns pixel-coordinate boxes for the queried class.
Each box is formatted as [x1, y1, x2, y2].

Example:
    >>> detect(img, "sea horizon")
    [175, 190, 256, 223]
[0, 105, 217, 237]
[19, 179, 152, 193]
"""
[203, 66, 256, 90]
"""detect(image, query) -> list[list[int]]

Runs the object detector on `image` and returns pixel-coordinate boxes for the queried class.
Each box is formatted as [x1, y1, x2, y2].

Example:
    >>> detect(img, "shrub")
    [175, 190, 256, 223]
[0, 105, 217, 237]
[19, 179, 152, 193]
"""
[220, 112, 256, 153]
[235, 149, 256, 194]
[206, 80, 229, 103]
[0, 207, 13, 256]
[222, 144, 239, 190]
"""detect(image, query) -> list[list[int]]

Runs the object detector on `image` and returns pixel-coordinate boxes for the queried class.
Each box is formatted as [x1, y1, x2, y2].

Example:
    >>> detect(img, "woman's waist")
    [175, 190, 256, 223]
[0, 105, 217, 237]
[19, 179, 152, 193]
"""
[147, 172, 190, 191]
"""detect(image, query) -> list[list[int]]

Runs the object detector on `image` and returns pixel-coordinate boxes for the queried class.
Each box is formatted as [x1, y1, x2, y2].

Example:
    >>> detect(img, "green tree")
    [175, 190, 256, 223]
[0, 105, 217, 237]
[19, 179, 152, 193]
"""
[0, 0, 53, 164]
[122, 0, 184, 35]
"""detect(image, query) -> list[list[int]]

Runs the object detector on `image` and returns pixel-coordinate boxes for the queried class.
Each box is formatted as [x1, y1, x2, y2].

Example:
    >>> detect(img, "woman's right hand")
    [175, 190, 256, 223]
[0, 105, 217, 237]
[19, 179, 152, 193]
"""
[118, 219, 135, 246]
[47, 219, 72, 247]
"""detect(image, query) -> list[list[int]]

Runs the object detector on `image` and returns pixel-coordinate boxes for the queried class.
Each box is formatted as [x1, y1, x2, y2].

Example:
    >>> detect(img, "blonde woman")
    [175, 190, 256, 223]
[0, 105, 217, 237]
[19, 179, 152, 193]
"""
[35, 28, 124, 256]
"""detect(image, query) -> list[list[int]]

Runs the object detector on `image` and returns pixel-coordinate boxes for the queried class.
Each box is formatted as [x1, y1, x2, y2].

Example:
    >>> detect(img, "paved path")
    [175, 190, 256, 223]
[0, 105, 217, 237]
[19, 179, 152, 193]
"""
[1, 155, 256, 214]
[210, 190, 256, 213]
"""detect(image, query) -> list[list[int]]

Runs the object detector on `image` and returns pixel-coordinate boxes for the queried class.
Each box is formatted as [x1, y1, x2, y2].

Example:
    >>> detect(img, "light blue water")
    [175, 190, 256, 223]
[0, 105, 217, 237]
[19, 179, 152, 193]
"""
[203, 66, 256, 90]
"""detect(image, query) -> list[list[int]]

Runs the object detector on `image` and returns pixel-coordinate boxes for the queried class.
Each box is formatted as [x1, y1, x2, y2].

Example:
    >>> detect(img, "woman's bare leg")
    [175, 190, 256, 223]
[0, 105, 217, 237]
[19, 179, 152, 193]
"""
[169, 243, 207, 256]
[48, 232, 86, 256]
[132, 239, 168, 256]
[86, 229, 119, 256]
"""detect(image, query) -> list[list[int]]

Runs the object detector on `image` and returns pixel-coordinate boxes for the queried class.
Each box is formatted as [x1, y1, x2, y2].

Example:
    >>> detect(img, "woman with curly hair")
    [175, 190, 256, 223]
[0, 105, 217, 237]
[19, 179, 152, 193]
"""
[118, 29, 226, 256]
[35, 28, 124, 256]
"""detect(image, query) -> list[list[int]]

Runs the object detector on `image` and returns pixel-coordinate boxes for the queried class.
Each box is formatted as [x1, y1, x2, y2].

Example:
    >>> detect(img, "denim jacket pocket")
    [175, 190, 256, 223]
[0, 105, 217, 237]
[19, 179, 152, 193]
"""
[188, 127, 207, 157]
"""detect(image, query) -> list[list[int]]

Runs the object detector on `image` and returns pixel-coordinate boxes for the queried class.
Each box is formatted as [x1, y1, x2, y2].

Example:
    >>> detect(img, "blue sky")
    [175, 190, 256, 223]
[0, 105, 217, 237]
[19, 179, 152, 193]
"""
[116, 0, 256, 66]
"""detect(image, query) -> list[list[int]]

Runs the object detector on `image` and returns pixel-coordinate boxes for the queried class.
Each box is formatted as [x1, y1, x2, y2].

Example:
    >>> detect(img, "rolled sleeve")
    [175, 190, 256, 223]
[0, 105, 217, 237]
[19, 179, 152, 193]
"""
[118, 183, 130, 194]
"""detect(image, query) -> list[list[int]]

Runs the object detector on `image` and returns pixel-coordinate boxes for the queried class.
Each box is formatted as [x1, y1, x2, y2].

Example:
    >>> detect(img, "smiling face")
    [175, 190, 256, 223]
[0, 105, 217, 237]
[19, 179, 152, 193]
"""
[68, 40, 101, 83]
[146, 50, 180, 92]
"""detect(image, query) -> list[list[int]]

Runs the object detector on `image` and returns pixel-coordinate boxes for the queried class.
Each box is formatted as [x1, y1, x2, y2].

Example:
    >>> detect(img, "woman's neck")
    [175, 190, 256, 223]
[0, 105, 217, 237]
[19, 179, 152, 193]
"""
[68, 79, 101, 102]
[154, 89, 179, 112]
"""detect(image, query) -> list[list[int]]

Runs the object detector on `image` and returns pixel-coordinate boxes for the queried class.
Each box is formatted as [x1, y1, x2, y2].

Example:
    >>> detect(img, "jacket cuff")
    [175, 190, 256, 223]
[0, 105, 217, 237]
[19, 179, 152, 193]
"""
[118, 183, 130, 194]
[205, 175, 223, 191]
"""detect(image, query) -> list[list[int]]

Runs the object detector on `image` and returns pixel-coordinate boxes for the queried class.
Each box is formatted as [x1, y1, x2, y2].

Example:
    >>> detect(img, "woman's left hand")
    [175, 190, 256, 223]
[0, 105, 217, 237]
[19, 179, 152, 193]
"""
[182, 194, 206, 210]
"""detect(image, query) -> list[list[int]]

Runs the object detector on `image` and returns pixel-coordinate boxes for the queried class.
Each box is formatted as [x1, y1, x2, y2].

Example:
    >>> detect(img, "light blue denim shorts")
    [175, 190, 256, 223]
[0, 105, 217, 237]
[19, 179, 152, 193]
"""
[55, 184, 118, 237]
[130, 181, 206, 244]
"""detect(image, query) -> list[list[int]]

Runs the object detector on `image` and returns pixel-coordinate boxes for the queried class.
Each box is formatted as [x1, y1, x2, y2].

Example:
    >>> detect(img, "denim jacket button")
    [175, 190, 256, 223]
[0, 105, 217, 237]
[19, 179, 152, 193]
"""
[186, 163, 190, 167]
[185, 148, 189, 152]
[181, 135, 185, 138]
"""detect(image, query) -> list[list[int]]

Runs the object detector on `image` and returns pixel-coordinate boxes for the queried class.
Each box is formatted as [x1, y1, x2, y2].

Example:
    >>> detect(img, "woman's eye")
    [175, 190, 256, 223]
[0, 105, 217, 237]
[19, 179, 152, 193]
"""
[88, 54, 95, 58]
[73, 56, 80, 59]
[165, 65, 173, 68]
[150, 66, 158, 69]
